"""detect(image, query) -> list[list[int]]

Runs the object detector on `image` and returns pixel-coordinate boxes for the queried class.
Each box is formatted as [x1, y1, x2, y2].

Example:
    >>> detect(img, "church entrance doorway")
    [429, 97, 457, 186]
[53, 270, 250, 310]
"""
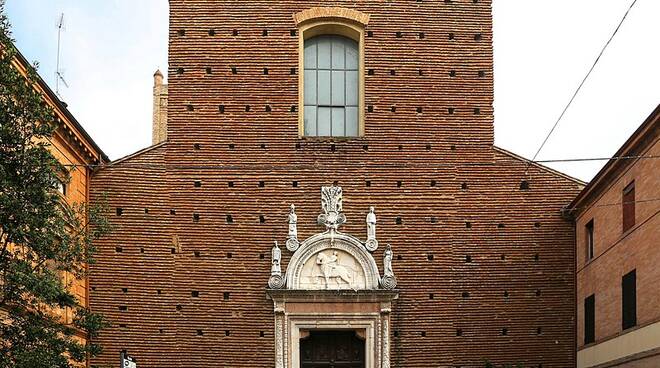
[300, 330, 366, 368]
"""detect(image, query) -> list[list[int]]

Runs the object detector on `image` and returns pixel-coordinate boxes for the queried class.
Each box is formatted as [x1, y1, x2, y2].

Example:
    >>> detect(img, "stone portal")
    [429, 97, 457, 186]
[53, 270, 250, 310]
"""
[267, 186, 398, 368]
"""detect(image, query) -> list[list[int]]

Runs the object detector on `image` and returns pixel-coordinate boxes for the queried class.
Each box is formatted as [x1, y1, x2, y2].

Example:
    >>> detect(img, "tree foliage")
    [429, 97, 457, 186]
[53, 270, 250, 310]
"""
[0, 2, 111, 367]
[483, 360, 523, 368]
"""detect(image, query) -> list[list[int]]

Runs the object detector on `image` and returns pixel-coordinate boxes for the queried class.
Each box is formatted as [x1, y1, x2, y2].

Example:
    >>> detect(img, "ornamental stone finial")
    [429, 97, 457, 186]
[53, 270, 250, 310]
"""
[381, 244, 397, 290]
[365, 206, 378, 252]
[286, 204, 300, 252]
[268, 241, 285, 289]
[317, 186, 346, 231]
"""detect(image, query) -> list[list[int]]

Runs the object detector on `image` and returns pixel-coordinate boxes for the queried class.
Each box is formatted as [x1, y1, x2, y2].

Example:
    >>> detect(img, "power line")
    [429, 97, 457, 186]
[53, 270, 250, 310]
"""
[527, 0, 639, 170]
[576, 198, 660, 211]
[535, 155, 659, 164]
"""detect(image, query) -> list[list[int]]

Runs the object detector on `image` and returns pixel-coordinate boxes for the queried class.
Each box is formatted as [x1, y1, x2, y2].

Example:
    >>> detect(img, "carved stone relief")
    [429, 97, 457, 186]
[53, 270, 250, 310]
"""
[381, 317, 390, 368]
[275, 312, 285, 368]
[298, 249, 366, 290]
[286, 233, 381, 290]
[317, 186, 346, 231]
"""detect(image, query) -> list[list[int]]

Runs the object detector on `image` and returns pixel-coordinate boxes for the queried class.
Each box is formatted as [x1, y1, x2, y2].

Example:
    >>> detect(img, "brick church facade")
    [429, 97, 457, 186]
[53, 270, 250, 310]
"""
[89, 2, 584, 367]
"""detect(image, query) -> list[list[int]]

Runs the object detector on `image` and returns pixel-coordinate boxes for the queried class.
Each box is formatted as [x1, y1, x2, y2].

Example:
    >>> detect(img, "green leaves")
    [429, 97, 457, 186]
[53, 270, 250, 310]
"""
[0, 1, 111, 366]
[483, 360, 524, 368]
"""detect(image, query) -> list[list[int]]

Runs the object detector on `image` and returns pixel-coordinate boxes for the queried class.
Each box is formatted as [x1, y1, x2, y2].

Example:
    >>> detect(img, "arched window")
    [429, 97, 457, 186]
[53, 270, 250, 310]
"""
[295, 7, 369, 137]
[304, 35, 359, 137]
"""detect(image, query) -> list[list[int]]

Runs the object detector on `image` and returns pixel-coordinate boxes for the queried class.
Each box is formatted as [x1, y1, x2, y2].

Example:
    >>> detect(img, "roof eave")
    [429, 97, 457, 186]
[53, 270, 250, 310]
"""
[13, 46, 109, 163]
[567, 104, 660, 212]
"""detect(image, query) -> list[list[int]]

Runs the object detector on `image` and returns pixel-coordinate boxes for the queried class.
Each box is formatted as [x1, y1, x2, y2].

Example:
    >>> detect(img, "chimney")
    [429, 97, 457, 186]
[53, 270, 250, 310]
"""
[152, 69, 168, 144]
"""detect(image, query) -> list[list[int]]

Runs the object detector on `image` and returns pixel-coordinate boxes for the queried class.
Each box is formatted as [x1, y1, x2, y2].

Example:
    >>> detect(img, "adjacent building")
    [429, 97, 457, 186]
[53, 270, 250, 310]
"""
[571, 105, 660, 368]
[9, 47, 108, 358]
[88, 2, 586, 367]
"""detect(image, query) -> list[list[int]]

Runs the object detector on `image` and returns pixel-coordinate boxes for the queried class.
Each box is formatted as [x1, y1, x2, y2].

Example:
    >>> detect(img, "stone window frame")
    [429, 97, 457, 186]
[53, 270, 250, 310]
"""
[295, 7, 369, 137]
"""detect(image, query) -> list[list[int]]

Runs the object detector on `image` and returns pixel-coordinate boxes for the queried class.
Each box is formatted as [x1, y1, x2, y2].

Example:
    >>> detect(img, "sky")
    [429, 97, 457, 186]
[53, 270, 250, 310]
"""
[5, 0, 659, 182]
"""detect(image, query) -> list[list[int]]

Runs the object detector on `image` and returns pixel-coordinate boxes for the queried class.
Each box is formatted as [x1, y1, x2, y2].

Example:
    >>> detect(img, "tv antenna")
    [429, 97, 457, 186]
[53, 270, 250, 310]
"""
[55, 13, 69, 99]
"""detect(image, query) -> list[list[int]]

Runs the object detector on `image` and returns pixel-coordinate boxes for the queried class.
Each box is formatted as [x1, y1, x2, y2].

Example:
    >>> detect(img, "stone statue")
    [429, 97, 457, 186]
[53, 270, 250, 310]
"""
[286, 204, 300, 252]
[365, 206, 378, 252]
[288, 204, 297, 238]
[381, 244, 397, 290]
[272, 241, 282, 275]
[383, 244, 393, 276]
[268, 241, 285, 289]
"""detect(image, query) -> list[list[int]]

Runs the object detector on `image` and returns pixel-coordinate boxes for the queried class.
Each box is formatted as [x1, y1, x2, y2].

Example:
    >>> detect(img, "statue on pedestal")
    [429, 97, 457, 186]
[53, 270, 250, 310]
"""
[268, 241, 285, 289]
[286, 204, 300, 252]
[381, 244, 397, 290]
[365, 206, 378, 252]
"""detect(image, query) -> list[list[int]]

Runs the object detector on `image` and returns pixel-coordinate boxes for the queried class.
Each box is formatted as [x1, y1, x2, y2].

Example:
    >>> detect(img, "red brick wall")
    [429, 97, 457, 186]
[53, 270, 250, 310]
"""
[89, 1, 582, 367]
[165, 0, 494, 165]
[576, 134, 660, 349]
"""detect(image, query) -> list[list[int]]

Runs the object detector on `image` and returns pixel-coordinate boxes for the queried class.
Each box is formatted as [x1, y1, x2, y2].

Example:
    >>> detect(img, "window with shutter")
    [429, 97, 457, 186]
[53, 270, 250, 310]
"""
[622, 269, 637, 330]
[584, 294, 595, 344]
[585, 219, 594, 261]
[622, 181, 635, 233]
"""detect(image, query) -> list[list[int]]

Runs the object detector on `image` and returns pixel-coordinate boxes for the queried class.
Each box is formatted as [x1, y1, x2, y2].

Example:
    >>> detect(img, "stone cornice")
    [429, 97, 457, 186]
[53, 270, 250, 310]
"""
[266, 289, 399, 303]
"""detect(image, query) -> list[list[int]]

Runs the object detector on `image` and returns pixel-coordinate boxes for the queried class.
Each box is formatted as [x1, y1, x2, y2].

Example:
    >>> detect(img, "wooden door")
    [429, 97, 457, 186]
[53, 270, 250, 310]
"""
[300, 330, 365, 368]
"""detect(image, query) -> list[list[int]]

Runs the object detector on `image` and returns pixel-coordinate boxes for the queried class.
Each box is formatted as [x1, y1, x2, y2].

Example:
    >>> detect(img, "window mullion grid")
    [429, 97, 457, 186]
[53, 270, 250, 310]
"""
[343, 39, 348, 135]
[329, 38, 334, 137]
[305, 35, 358, 137]
[315, 41, 319, 136]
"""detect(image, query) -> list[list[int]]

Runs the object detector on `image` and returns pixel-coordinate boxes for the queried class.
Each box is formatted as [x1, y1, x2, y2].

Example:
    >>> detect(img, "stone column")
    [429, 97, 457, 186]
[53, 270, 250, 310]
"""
[381, 302, 392, 368]
[274, 302, 286, 368]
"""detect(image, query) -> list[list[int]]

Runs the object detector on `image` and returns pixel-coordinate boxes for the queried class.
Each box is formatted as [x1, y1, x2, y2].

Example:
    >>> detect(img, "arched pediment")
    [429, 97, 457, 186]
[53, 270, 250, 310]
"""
[285, 232, 380, 290]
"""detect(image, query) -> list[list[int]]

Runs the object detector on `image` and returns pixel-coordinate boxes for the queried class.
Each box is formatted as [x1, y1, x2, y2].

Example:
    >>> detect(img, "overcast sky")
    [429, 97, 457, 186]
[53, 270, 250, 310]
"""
[5, 0, 659, 182]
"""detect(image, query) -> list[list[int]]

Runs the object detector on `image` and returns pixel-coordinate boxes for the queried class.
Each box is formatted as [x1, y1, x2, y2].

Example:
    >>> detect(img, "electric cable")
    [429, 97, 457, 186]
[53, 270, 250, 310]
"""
[526, 0, 639, 172]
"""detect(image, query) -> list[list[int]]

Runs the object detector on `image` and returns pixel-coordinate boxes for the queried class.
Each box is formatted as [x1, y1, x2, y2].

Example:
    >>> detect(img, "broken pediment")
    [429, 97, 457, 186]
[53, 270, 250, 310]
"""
[268, 186, 396, 291]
